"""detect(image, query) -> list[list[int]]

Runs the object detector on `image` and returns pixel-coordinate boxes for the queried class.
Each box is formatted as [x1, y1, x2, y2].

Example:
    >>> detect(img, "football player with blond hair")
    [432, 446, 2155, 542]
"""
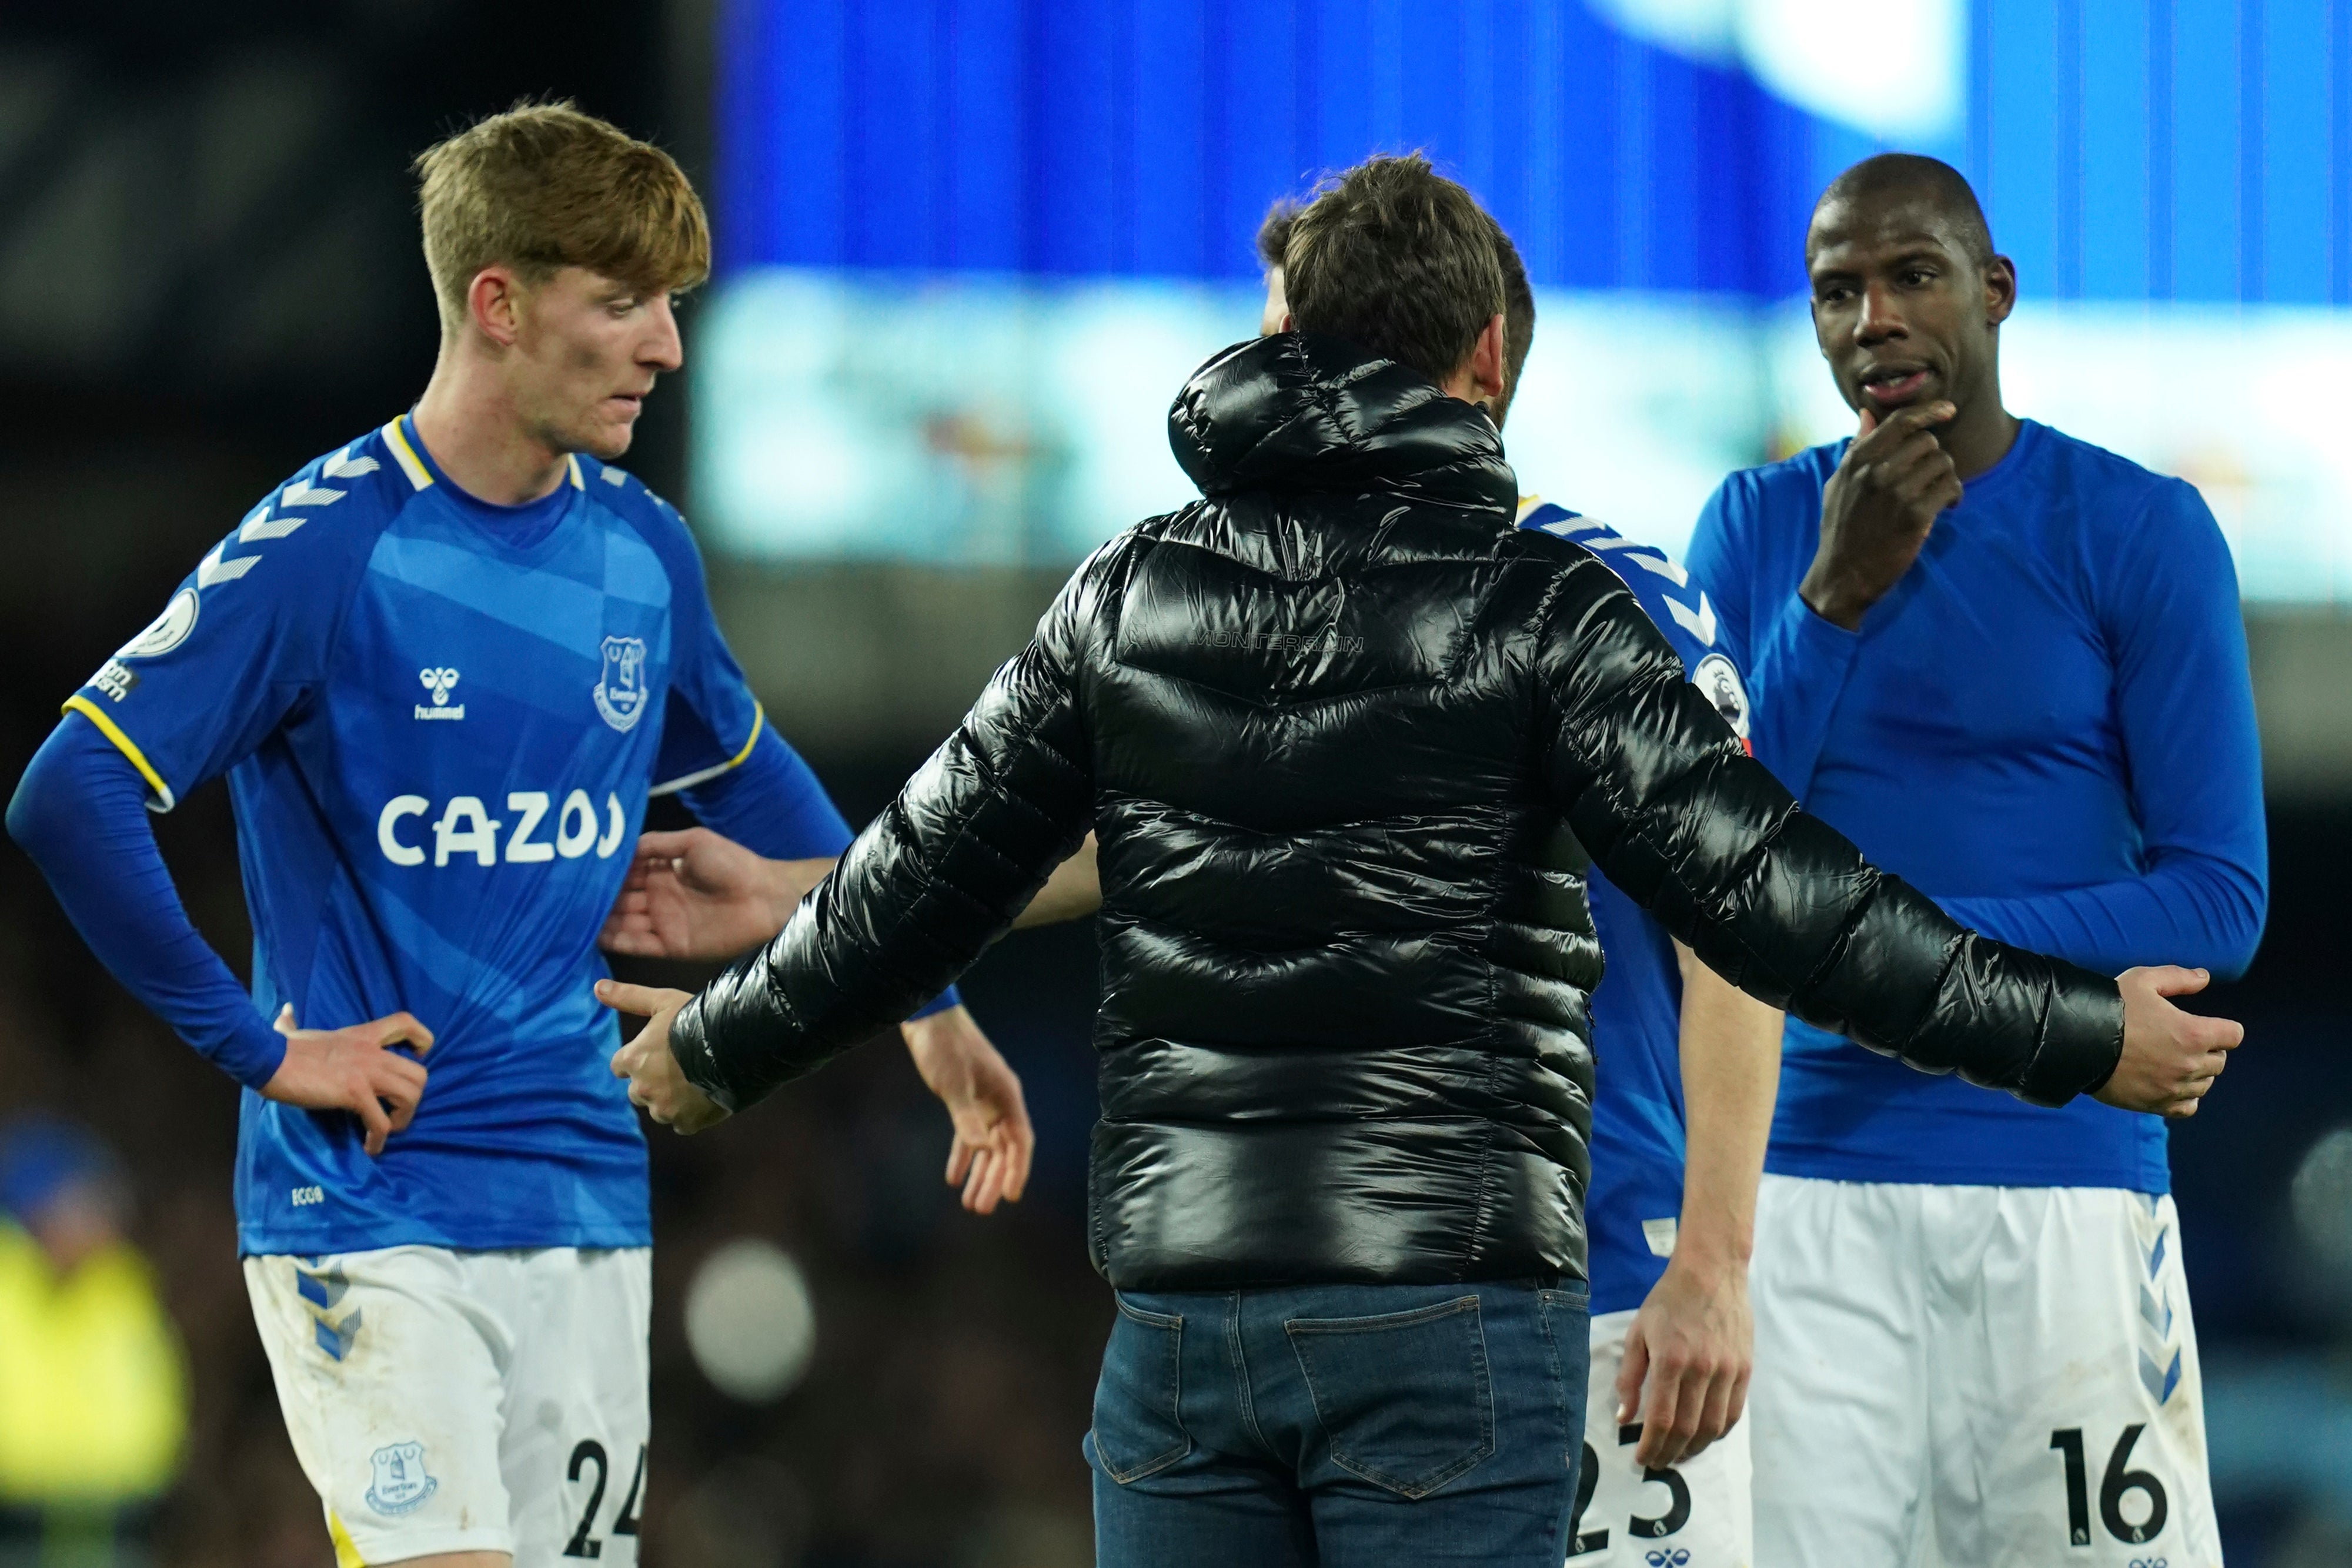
[9, 102, 1034, 1568]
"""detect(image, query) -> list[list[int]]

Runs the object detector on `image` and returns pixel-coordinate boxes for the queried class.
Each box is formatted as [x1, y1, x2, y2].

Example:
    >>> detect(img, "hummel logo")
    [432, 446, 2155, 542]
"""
[416, 667, 464, 721]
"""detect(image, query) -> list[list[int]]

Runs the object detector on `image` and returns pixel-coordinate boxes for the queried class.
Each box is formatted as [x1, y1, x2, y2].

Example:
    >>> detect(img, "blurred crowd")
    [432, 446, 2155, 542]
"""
[0, 1116, 184, 1568]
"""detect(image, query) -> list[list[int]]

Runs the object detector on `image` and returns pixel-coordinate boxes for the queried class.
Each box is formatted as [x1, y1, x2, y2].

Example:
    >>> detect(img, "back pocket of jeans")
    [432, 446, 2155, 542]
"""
[1090, 1296, 1190, 1483]
[1286, 1295, 1495, 1499]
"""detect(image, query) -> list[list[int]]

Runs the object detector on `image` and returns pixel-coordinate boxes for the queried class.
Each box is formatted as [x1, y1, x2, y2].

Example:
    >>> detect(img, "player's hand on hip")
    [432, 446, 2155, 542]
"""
[262, 1004, 433, 1158]
[597, 979, 731, 1134]
[1800, 401, 1963, 630]
[597, 827, 831, 961]
[901, 1005, 1034, 1215]
[1617, 1251, 1753, 1468]
[2098, 965, 2245, 1118]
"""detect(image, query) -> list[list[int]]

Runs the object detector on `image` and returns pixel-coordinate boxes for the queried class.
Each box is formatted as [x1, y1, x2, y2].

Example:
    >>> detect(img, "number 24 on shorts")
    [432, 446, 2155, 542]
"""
[562, 1440, 644, 1559]
[2050, 1425, 2168, 1547]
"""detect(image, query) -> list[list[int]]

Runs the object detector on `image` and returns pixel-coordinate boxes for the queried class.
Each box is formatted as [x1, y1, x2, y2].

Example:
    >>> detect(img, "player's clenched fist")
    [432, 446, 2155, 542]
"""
[263, 1005, 433, 1157]
[598, 979, 732, 1134]
[1800, 401, 1964, 630]
[2097, 965, 2245, 1118]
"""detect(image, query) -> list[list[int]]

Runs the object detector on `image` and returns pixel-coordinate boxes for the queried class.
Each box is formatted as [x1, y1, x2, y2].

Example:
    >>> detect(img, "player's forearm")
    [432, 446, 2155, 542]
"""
[1012, 834, 1102, 929]
[757, 855, 838, 931]
[2094, 479, 2269, 977]
[1939, 855, 2267, 985]
[8, 718, 286, 1088]
[1671, 940, 1782, 1278]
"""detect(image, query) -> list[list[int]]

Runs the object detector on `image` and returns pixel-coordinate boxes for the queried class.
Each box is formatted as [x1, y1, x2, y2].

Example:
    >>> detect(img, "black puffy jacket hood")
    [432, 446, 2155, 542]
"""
[673, 333, 2127, 1292]
[1168, 332, 1518, 510]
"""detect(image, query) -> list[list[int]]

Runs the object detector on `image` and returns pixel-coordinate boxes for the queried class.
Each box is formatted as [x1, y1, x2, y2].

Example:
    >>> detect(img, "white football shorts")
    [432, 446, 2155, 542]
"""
[1748, 1176, 2219, 1567]
[245, 1244, 650, 1567]
[1569, 1306, 1755, 1568]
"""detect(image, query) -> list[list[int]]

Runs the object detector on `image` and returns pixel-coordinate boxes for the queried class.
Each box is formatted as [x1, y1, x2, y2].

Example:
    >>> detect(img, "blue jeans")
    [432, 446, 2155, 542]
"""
[1085, 1279, 1589, 1568]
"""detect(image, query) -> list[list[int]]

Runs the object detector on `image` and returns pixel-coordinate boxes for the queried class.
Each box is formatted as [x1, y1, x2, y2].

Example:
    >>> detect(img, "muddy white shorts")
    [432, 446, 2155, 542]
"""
[1748, 1176, 2219, 1567]
[244, 1245, 650, 1567]
[1568, 1306, 1755, 1567]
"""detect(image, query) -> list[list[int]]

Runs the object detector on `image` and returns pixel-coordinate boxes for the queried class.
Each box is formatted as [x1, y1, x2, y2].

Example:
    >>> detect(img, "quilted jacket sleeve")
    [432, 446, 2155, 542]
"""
[669, 539, 1121, 1112]
[1532, 559, 2124, 1107]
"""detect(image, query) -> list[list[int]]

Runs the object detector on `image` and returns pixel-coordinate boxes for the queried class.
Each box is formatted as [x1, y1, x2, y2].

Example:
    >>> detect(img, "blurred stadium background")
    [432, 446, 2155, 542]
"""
[2, 1, 2349, 1564]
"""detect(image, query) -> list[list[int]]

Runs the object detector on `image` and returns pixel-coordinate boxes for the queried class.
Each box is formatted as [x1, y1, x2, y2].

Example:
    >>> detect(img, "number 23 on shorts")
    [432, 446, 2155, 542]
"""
[1568, 1423, 1696, 1559]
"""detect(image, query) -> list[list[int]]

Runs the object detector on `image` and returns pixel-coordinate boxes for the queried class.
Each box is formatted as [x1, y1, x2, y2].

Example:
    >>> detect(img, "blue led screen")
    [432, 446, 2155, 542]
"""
[703, 3, 2352, 597]
[718, 0, 2352, 303]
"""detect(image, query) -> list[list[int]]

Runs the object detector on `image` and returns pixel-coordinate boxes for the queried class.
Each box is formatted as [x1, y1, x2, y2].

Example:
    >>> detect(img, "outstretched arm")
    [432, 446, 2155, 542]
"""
[606, 723, 1028, 1192]
[1538, 563, 2239, 1115]
[650, 541, 1121, 1115]
[600, 827, 1100, 959]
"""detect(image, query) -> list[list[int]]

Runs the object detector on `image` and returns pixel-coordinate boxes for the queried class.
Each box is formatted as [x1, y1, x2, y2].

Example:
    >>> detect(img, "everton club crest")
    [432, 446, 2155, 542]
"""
[593, 635, 649, 732]
[365, 1441, 438, 1516]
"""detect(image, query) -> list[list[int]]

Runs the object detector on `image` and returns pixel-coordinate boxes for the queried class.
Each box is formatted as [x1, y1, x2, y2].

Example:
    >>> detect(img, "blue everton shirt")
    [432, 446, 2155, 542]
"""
[1685, 419, 2267, 1193]
[1519, 499, 1755, 1315]
[61, 416, 783, 1255]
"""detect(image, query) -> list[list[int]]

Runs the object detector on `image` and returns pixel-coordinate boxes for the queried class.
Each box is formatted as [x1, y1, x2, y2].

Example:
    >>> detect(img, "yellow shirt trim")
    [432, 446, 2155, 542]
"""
[63, 696, 175, 812]
[726, 701, 767, 769]
[646, 703, 766, 798]
[566, 453, 586, 489]
[381, 418, 433, 491]
[328, 1509, 367, 1568]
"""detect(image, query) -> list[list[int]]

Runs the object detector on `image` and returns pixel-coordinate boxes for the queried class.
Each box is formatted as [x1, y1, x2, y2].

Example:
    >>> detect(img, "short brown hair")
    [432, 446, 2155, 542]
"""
[1256, 198, 1300, 272]
[414, 101, 711, 334]
[1491, 219, 1536, 396]
[1283, 153, 1504, 386]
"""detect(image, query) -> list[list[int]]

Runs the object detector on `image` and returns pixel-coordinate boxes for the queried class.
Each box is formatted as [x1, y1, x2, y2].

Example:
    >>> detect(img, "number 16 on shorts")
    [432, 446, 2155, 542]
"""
[2051, 1425, 2167, 1548]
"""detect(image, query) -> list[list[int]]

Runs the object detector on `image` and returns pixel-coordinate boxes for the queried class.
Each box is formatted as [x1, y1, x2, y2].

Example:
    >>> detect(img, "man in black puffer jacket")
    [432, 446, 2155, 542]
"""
[599, 156, 2240, 1567]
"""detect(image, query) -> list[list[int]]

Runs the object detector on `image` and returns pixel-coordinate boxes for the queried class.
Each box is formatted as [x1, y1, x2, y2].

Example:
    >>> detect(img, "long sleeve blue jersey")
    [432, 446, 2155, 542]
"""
[1685, 418, 2267, 1192]
[8, 414, 950, 1255]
